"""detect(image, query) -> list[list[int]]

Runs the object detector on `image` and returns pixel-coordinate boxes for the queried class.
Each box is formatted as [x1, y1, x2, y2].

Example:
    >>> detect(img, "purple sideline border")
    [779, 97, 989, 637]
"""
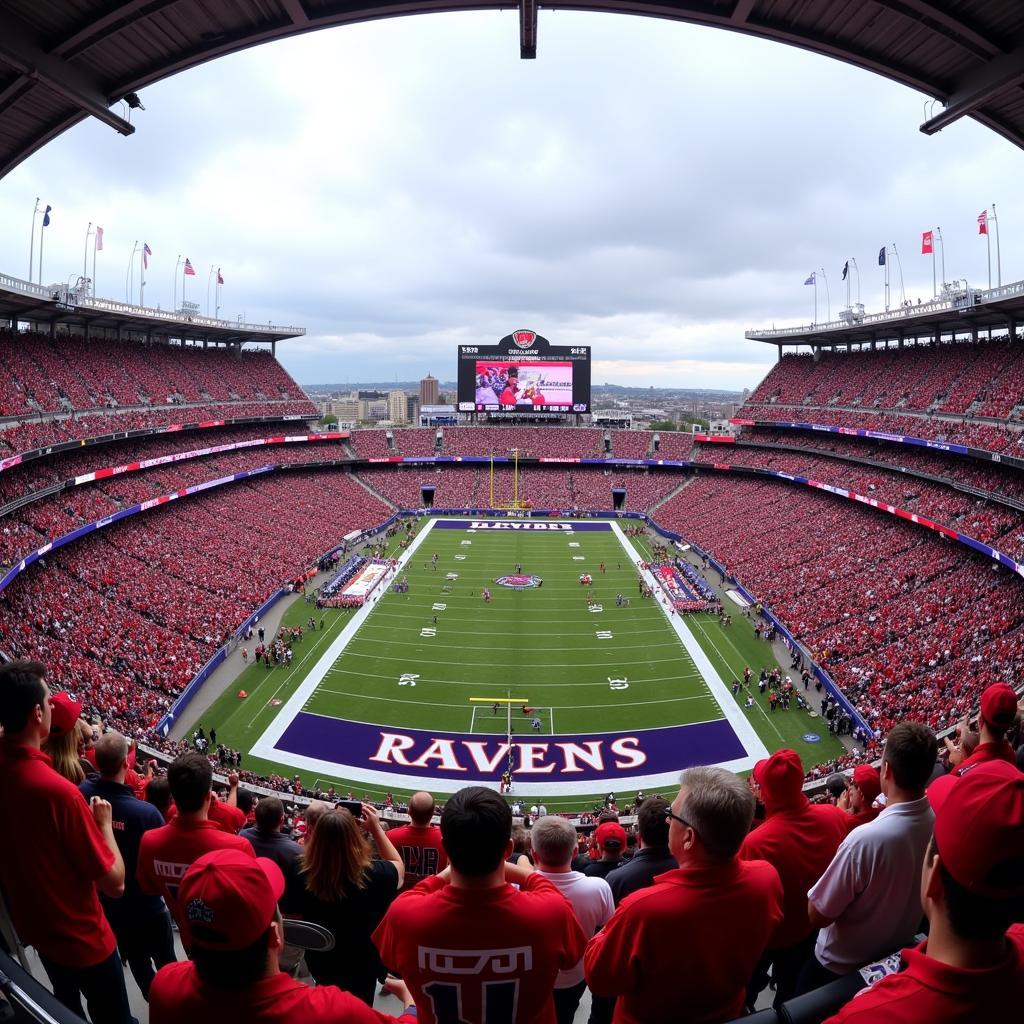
[275, 715, 745, 783]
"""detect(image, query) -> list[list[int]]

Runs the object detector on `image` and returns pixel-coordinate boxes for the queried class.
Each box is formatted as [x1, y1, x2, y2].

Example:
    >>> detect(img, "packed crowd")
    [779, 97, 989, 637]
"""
[747, 337, 1024, 420]
[3, 658, 1022, 1024]
[0, 331, 308, 417]
[0, 472, 393, 738]
[658, 475, 1024, 736]
[696, 443, 1024, 560]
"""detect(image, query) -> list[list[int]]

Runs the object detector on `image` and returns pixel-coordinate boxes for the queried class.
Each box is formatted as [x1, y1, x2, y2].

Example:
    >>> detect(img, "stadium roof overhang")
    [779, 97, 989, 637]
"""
[1, 2, 1024, 180]
[0, 273, 305, 345]
[745, 278, 1024, 349]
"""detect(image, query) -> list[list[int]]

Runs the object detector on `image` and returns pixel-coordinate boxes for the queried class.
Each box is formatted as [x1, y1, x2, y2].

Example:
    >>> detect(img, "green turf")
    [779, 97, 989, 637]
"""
[200, 518, 845, 810]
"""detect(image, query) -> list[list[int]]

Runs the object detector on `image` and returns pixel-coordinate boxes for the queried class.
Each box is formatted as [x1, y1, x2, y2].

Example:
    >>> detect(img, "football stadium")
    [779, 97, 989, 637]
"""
[1, 3, 1024, 1024]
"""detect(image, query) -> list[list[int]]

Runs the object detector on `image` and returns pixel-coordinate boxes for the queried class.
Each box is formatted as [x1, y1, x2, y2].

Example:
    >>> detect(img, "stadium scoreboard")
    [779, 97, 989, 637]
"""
[457, 330, 592, 414]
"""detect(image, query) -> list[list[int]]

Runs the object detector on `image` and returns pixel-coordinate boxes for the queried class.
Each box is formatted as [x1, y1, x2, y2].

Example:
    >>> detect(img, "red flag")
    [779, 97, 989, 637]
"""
[183, 258, 196, 276]
[921, 230, 934, 254]
[217, 268, 224, 285]
[978, 210, 988, 235]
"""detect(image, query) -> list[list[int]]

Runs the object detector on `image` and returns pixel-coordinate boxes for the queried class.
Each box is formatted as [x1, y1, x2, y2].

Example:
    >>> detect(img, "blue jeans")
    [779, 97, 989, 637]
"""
[39, 948, 135, 1024]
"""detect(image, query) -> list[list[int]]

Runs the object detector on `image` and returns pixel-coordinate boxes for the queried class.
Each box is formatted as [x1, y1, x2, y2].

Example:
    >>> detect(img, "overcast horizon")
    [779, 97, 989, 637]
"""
[2, 11, 1023, 392]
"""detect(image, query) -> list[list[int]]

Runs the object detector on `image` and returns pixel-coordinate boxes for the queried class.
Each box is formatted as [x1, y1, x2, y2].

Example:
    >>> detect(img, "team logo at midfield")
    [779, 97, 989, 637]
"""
[495, 574, 543, 589]
[511, 329, 536, 349]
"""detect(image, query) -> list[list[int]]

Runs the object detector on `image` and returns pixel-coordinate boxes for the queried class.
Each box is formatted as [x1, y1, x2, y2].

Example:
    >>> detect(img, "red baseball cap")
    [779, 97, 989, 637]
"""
[49, 691, 82, 736]
[933, 761, 1024, 900]
[852, 765, 881, 804]
[980, 683, 1019, 731]
[752, 759, 769, 786]
[179, 849, 285, 950]
[759, 749, 805, 808]
[595, 822, 627, 849]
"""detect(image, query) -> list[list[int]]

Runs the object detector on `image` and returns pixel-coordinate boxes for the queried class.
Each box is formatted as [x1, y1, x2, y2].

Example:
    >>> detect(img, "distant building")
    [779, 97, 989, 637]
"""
[406, 394, 421, 422]
[330, 398, 360, 421]
[419, 373, 439, 406]
[388, 390, 408, 424]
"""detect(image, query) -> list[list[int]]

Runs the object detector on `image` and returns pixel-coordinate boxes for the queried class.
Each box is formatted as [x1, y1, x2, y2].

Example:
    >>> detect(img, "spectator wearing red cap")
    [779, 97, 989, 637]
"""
[585, 766, 784, 1024]
[740, 749, 849, 1006]
[839, 765, 882, 832]
[800, 722, 937, 994]
[823, 761, 1024, 1023]
[954, 682, 1019, 774]
[41, 691, 87, 783]
[0, 661, 132, 1024]
[387, 791, 448, 890]
[583, 822, 627, 879]
[137, 752, 255, 933]
[374, 786, 587, 1024]
[149, 850, 418, 1024]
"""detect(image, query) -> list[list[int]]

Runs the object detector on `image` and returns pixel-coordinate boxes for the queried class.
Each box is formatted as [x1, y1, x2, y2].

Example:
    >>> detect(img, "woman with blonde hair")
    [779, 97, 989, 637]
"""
[297, 803, 404, 1004]
[41, 692, 88, 783]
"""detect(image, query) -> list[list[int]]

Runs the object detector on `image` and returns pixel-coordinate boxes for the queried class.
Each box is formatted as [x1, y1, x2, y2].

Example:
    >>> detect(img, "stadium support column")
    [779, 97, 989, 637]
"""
[777, 343, 782, 362]
[1008, 314, 1017, 343]
[272, 339, 277, 358]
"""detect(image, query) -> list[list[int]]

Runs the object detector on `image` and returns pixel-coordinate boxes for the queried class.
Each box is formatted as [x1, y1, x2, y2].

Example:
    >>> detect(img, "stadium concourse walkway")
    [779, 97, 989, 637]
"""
[169, 562, 341, 741]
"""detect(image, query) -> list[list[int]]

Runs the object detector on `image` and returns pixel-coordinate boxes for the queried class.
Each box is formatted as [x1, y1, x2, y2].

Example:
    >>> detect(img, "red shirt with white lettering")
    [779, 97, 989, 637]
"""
[584, 859, 784, 1024]
[386, 823, 448, 888]
[373, 873, 586, 1024]
[740, 801, 848, 948]
[150, 961, 417, 1024]
[822, 924, 1024, 1023]
[0, 743, 116, 966]
[137, 816, 254, 930]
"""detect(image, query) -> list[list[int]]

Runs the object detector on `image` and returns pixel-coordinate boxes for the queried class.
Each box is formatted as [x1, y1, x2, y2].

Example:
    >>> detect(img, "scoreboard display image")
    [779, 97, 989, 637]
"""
[457, 330, 591, 414]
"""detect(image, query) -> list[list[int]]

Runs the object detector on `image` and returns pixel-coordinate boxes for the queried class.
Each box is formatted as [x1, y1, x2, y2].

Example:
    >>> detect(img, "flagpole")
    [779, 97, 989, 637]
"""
[893, 244, 906, 305]
[207, 265, 214, 316]
[986, 213, 992, 290]
[173, 255, 182, 312]
[819, 268, 830, 322]
[183, 260, 189, 305]
[937, 226, 945, 293]
[83, 222, 93, 284]
[884, 248, 889, 312]
[127, 241, 138, 302]
[852, 257, 860, 306]
[38, 216, 46, 286]
[28, 198, 40, 283]
[813, 275, 817, 325]
[139, 245, 146, 306]
[92, 231, 99, 298]
[931, 233, 936, 298]
[993, 203, 1002, 288]
[845, 262, 850, 308]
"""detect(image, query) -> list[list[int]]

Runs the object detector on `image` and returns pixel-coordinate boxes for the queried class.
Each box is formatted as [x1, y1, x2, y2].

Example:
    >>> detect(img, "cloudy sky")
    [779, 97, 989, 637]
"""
[2, 11, 1023, 390]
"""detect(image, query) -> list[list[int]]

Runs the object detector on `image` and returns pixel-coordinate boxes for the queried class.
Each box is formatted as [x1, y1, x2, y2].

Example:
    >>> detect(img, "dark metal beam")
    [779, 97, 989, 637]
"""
[870, 0, 1001, 60]
[921, 38, 1024, 134]
[730, 0, 755, 25]
[280, 0, 311, 25]
[0, 10, 134, 137]
[520, 0, 538, 59]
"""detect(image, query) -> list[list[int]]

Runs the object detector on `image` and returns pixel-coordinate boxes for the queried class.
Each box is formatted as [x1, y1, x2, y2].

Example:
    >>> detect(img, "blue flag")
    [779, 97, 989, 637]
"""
[804, 272, 816, 285]
[842, 261, 849, 281]
[42, 204, 52, 227]
[878, 246, 886, 266]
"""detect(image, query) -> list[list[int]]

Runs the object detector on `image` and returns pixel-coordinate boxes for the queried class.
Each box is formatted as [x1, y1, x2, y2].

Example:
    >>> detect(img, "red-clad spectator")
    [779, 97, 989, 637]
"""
[374, 786, 587, 1024]
[584, 766, 784, 1024]
[954, 682, 1020, 774]
[137, 752, 254, 934]
[840, 764, 882, 831]
[802, 722, 937, 993]
[823, 761, 1024, 1023]
[740, 749, 849, 1005]
[149, 849, 418, 1024]
[583, 821, 627, 879]
[0, 661, 132, 1024]
[386, 790, 448, 890]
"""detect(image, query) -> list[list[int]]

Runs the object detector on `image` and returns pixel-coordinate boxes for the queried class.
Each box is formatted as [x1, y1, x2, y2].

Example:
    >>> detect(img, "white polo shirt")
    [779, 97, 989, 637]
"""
[809, 795, 934, 972]
[535, 868, 615, 987]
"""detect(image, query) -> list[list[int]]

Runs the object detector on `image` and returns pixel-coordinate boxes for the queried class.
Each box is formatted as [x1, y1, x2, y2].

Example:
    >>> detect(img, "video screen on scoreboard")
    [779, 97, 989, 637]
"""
[457, 331, 591, 413]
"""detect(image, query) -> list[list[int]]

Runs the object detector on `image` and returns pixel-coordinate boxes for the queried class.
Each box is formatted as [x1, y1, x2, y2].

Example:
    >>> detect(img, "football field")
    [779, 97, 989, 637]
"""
[204, 517, 844, 807]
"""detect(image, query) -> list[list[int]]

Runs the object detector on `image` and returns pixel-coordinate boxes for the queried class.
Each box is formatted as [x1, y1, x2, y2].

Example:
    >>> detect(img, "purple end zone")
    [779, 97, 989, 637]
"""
[275, 714, 745, 782]
[432, 519, 612, 531]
